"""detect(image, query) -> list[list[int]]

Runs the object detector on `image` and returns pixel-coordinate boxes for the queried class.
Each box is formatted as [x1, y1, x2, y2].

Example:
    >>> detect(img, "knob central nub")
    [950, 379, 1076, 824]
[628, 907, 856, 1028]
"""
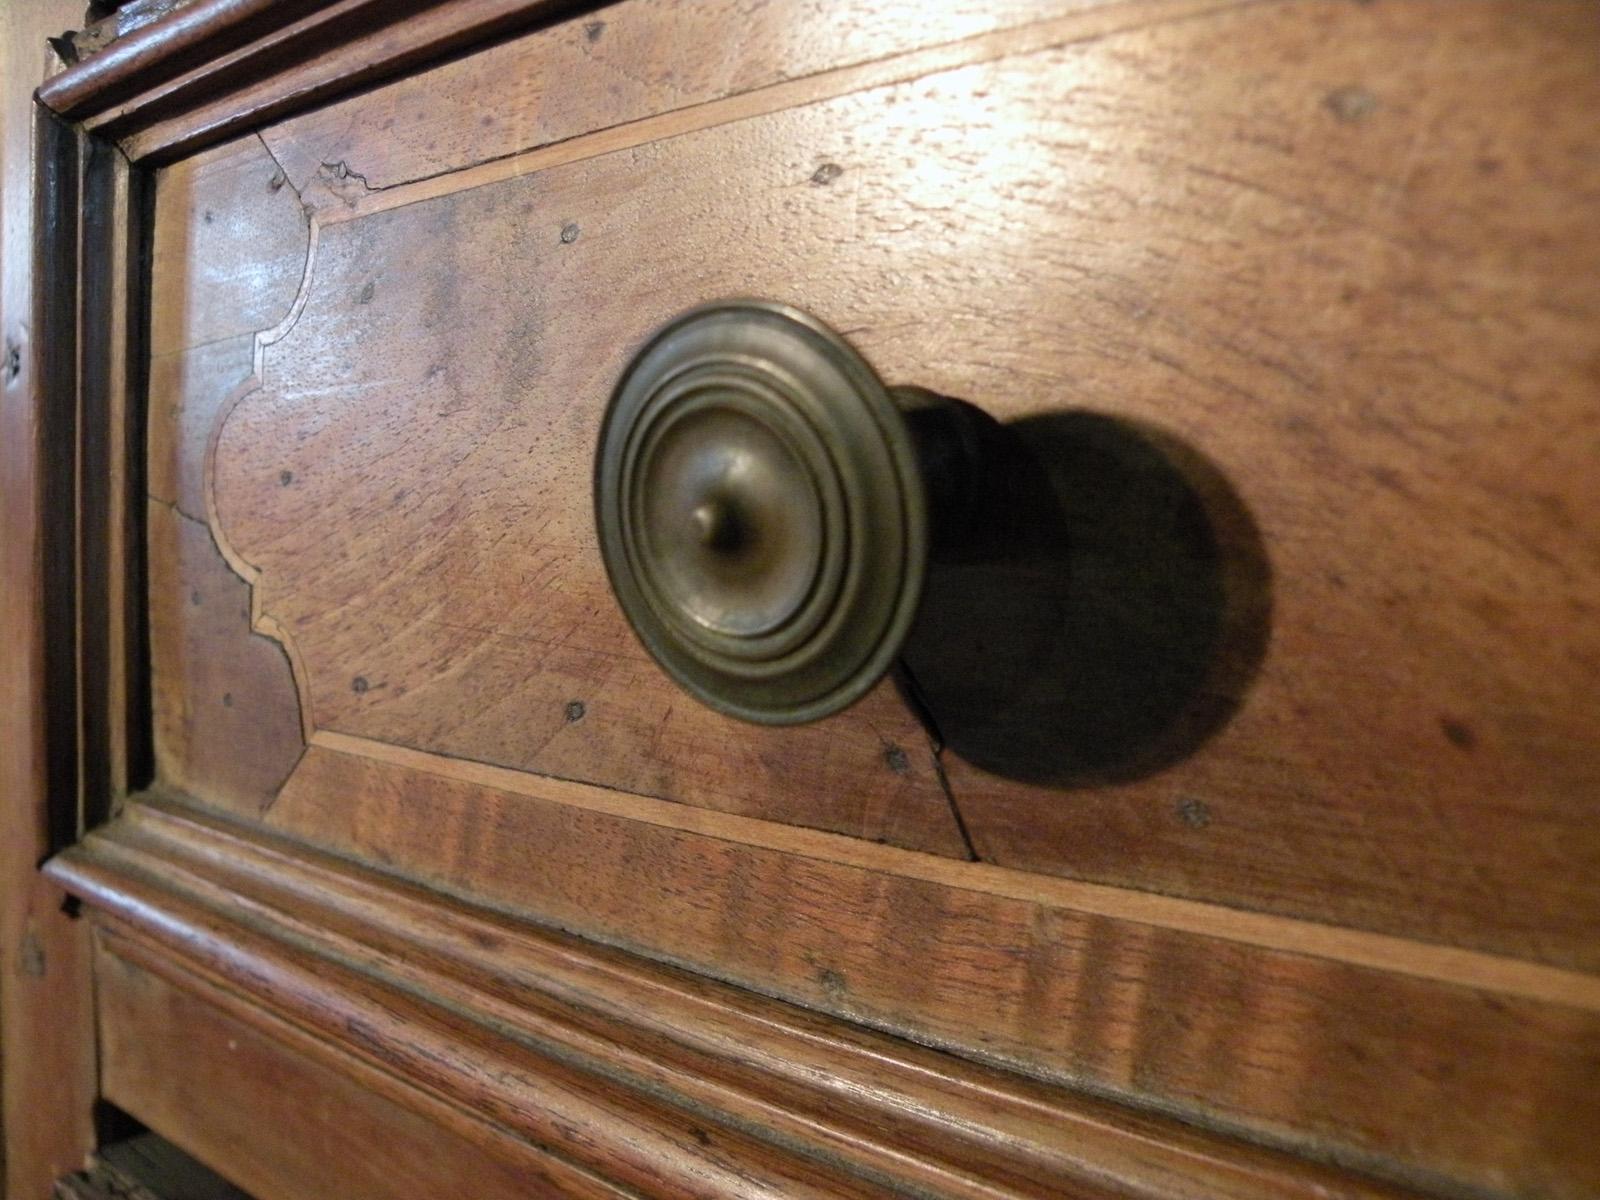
[692, 500, 742, 552]
[595, 301, 929, 725]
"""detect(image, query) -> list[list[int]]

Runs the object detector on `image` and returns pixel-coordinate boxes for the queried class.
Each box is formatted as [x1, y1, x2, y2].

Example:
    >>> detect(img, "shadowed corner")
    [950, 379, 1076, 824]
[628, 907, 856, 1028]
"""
[895, 408, 1273, 788]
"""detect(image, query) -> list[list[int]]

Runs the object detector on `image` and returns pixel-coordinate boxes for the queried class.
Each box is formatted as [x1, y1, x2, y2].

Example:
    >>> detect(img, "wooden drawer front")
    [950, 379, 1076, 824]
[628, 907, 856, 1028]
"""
[162, 0, 1600, 960]
[120, 1, 1600, 1197]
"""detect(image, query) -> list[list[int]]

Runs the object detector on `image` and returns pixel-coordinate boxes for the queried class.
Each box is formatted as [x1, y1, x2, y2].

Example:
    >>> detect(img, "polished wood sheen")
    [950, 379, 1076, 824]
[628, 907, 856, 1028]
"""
[19, 0, 1600, 1197]
[199, 0, 1600, 963]
[50, 798, 1427, 1200]
[93, 936, 624, 1200]
[260, 737, 1600, 1199]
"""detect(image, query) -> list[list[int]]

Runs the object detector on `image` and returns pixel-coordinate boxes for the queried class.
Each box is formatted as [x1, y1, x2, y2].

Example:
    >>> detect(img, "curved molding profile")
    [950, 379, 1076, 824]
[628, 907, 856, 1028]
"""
[38, 0, 587, 164]
[45, 798, 1423, 1200]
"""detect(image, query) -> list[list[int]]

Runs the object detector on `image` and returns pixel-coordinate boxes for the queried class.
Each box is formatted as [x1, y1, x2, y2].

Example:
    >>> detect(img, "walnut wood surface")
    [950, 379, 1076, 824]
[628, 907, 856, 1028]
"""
[60, 0, 593, 165]
[295, 731, 1600, 1011]
[146, 110, 969, 852]
[148, 500, 305, 816]
[150, 135, 310, 361]
[119, 0, 1600, 1196]
[253, 0, 1105, 194]
[94, 933, 624, 1200]
[65, 1, 209, 67]
[55, 799, 1431, 1200]
[37, 0, 316, 118]
[1, 6, 111, 1195]
[147, 133, 310, 815]
[258, 738, 1600, 1200]
[187, 0, 1600, 965]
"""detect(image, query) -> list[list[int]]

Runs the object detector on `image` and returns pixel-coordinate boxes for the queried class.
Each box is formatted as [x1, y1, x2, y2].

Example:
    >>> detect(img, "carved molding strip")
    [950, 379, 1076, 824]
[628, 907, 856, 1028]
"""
[38, 0, 586, 161]
[46, 798, 1419, 1200]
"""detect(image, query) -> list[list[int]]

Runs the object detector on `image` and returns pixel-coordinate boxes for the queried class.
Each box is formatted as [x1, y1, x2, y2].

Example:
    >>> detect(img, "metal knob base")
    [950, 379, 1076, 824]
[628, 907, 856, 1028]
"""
[595, 300, 988, 725]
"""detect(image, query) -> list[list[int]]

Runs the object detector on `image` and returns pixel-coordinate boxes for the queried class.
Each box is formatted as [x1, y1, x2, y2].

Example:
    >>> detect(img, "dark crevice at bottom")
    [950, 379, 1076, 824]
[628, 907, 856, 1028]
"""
[55, 1127, 256, 1200]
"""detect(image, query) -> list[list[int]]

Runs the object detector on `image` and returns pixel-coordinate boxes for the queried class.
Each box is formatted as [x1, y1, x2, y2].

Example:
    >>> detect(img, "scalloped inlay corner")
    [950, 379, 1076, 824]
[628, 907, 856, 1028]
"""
[200, 165, 969, 857]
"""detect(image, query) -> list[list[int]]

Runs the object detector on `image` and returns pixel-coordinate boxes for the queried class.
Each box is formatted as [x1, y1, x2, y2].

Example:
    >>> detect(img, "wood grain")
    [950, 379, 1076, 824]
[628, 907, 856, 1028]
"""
[0, 6, 107, 1195]
[255, 740, 1600, 1200]
[65, 2, 212, 69]
[254, 0, 1131, 195]
[62, 0, 591, 164]
[55, 799, 1437, 1200]
[147, 333, 256, 519]
[147, 127, 968, 853]
[109, 0, 1144, 165]
[146, 131, 310, 817]
[928, 0, 1600, 969]
[39, 0, 336, 118]
[94, 932, 626, 1200]
[121, 1, 1600, 1195]
[200, 0, 1600, 966]
[307, 729, 1600, 1013]
[148, 499, 304, 816]
[149, 132, 309, 359]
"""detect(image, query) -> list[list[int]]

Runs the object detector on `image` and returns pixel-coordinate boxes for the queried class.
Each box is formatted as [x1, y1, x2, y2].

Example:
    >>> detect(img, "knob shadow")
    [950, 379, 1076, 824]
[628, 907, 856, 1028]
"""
[895, 410, 1272, 787]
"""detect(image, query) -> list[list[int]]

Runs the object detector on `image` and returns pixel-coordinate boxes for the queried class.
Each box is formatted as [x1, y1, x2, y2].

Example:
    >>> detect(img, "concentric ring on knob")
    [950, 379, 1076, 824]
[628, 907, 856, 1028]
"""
[595, 301, 928, 724]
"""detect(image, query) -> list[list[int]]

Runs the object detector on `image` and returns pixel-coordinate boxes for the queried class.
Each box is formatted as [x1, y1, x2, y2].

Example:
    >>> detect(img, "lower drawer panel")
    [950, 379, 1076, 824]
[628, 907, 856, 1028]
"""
[94, 932, 618, 1200]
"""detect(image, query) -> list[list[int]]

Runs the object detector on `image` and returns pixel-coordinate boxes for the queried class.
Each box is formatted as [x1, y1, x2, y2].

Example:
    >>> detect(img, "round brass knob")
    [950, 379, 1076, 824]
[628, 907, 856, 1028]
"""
[595, 300, 984, 725]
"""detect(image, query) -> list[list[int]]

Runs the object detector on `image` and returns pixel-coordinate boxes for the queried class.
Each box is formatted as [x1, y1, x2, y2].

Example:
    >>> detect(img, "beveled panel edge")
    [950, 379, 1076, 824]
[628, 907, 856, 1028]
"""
[44, 797, 1424, 1200]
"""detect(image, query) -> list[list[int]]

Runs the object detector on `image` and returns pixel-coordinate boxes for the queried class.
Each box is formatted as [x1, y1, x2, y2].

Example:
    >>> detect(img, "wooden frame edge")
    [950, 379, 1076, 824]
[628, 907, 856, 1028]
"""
[20, 5, 1594, 1198]
[4, 5, 159, 1186]
[38, 0, 595, 165]
[2, 41, 97, 1200]
[45, 799, 1427, 1200]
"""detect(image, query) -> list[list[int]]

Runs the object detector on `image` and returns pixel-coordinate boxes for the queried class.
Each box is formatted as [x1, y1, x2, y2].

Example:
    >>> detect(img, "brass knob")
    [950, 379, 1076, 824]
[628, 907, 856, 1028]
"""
[594, 301, 988, 725]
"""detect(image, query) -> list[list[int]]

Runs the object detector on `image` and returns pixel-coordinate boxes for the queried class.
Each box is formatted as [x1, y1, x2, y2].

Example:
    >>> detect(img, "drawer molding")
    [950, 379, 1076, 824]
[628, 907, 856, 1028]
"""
[38, 0, 586, 164]
[47, 798, 1422, 1200]
[312, 730, 1600, 1012]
